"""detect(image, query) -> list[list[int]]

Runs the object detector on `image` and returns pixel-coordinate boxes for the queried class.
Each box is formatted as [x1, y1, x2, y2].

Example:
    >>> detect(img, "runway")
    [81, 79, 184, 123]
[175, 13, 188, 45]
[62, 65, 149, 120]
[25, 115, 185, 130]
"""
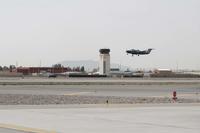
[0, 128, 26, 133]
[0, 78, 199, 132]
[0, 84, 199, 98]
[0, 104, 199, 133]
[0, 77, 200, 85]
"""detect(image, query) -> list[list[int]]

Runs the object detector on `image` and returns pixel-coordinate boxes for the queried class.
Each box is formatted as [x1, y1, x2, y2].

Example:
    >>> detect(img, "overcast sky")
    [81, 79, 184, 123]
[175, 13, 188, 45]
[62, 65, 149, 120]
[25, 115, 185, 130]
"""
[0, 0, 199, 70]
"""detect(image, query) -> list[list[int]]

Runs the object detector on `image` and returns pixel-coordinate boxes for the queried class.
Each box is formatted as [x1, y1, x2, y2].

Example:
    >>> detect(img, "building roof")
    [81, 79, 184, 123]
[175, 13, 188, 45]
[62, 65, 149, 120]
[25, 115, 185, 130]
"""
[99, 49, 110, 54]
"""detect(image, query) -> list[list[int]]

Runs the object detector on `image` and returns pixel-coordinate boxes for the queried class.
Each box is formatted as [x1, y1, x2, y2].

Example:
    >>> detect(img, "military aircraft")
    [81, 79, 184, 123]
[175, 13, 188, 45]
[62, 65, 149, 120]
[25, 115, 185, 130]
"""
[126, 48, 154, 56]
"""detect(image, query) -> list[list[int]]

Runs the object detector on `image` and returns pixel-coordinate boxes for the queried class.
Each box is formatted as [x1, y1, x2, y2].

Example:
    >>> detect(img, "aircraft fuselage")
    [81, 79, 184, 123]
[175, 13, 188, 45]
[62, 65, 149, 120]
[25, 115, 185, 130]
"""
[126, 48, 153, 56]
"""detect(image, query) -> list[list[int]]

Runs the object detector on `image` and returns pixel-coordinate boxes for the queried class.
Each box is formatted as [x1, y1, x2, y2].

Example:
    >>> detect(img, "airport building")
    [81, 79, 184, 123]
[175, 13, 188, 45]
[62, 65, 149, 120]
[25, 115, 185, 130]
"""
[16, 67, 72, 75]
[99, 49, 110, 75]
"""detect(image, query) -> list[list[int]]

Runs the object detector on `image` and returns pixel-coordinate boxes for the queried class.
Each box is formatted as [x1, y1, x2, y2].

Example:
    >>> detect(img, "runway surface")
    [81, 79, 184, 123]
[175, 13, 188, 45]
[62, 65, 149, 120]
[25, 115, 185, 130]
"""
[0, 104, 199, 133]
[0, 84, 200, 98]
[0, 78, 199, 132]
[0, 77, 200, 85]
[0, 128, 26, 133]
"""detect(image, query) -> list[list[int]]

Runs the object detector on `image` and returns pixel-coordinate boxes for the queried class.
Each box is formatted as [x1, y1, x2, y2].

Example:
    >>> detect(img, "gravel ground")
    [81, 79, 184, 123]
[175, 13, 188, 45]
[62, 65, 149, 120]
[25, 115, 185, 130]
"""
[0, 94, 199, 105]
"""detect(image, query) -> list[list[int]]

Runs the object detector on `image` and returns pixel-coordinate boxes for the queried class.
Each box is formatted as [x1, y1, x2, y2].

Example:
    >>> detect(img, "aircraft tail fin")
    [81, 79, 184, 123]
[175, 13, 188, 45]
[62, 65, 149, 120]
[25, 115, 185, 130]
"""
[147, 48, 154, 54]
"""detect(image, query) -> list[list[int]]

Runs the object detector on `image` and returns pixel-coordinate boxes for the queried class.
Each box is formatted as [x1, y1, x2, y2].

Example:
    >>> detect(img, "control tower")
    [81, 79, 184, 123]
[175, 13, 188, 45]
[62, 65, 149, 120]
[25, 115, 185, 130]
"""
[99, 48, 110, 75]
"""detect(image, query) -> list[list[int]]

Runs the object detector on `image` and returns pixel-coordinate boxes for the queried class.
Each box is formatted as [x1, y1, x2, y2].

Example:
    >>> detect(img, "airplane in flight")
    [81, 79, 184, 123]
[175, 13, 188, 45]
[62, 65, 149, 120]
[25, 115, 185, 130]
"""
[126, 48, 154, 56]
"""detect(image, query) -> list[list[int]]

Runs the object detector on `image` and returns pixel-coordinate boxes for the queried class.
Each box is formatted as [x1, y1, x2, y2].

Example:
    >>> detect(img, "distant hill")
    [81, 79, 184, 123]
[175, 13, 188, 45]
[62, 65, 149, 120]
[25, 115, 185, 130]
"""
[58, 60, 130, 72]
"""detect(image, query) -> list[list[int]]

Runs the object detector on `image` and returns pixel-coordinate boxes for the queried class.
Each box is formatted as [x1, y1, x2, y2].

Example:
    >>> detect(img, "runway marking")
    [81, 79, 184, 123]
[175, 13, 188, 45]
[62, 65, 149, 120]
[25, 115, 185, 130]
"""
[64, 92, 93, 96]
[0, 123, 56, 133]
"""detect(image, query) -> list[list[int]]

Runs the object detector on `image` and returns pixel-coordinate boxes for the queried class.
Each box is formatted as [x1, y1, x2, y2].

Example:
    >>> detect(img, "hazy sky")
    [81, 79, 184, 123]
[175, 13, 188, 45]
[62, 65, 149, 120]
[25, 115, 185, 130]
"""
[0, 0, 199, 69]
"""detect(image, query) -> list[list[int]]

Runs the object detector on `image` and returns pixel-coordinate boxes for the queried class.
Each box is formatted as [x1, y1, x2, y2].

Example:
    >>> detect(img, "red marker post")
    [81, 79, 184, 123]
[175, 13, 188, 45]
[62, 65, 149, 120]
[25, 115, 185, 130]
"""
[172, 91, 177, 101]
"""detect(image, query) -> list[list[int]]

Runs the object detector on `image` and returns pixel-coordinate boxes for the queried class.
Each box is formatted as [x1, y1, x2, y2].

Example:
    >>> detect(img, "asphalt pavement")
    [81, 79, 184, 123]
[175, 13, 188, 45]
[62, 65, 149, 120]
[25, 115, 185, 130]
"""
[0, 128, 27, 133]
[0, 104, 199, 133]
[0, 84, 199, 98]
[0, 78, 199, 132]
[0, 77, 200, 85]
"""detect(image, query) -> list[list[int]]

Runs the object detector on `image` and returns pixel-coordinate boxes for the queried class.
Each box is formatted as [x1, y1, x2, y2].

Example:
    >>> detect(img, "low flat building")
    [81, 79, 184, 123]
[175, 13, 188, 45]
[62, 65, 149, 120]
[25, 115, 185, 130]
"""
[154, 69, 173, 75]
[17, 67, 73, 75]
